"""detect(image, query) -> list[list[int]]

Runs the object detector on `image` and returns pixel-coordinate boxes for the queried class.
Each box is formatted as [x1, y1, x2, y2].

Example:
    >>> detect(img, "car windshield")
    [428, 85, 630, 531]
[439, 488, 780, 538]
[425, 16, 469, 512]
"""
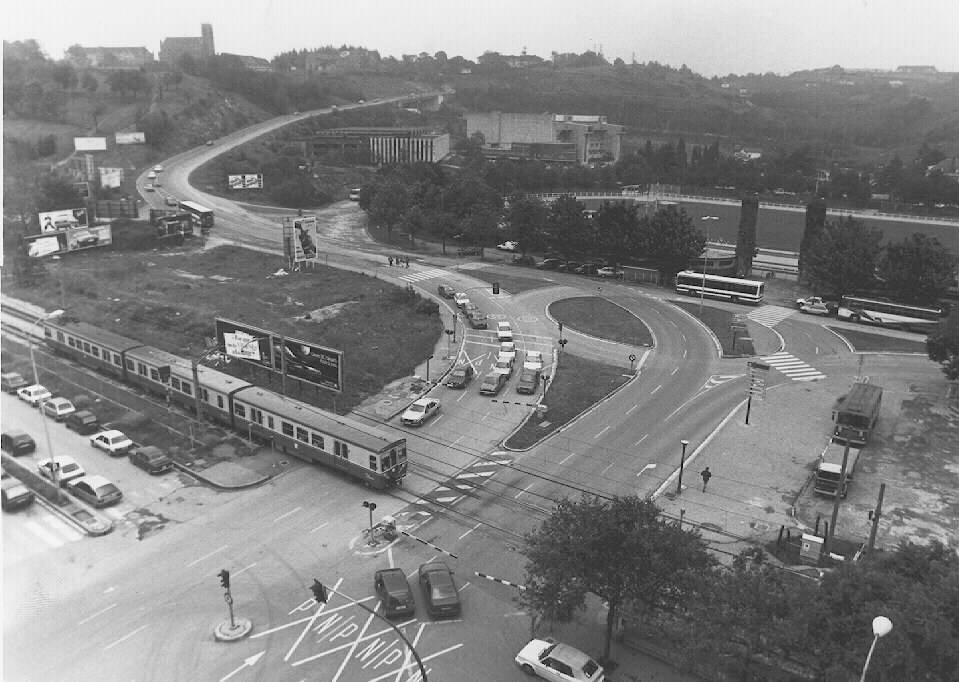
[62, 463, 80, 474]
[429, 572, 455, 598]
[409, 404, 425, 414]
[582, 659, 600, 676]
[148, 453, 167, 463]
[452, 370, 466, 378]
[96, 484, 119, 496]
[540, 643, 558, 660]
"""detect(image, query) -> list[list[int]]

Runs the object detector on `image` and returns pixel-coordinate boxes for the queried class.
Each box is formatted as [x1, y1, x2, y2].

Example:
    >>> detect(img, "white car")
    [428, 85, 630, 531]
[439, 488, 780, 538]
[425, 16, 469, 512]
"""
[41, 397, 76, 421]
[524, 350, 544, 372]
[401, 398, 441, 426]
[492, 355, 514, 377]
[152, 164, 163, 173]
[800, 302, 833, 316]
[453, 292, 471, 309]
[497, 240, 519, 252]
[496, 321, 513, 342]
[17, 384, 51, 407]
[144, 183, 155, 192]
[90, 429, 134, 456]
[515, 639, 605, 681]
[499, 342, 516, 362]
[597, 266, 624, 279]
[66, 475, 123, 508]
[37, 456, 86, 486]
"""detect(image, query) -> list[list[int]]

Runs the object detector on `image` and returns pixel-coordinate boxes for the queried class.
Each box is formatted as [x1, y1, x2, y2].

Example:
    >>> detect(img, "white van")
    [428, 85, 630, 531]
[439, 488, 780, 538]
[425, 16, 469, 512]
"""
[496, 321, 513, 342]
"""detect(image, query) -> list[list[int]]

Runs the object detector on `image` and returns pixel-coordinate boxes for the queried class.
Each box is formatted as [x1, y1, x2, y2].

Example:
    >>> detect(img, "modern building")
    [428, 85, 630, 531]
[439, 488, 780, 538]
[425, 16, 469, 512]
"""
[159, 24, 215, 66]
[303, 128, 450, 165]
[67, 46, 154, 69]
[465, 111, 623, 164]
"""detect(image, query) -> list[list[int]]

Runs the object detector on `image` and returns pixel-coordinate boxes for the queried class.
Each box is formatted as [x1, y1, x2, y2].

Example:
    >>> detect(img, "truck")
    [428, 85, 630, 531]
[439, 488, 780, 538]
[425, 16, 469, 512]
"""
[832, 383, 883, 446]
[813, 440, 861, 498]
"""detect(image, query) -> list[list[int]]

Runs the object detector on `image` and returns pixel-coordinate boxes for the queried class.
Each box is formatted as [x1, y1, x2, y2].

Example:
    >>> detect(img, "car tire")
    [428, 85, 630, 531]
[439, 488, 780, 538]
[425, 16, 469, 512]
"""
[521, 663, 536, 676]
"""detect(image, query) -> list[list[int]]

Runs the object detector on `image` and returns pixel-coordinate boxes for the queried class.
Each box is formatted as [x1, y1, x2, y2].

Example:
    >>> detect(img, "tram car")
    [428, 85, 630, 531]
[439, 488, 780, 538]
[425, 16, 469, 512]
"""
[231, 386, 408, 489]
[44, 319, 142, 380]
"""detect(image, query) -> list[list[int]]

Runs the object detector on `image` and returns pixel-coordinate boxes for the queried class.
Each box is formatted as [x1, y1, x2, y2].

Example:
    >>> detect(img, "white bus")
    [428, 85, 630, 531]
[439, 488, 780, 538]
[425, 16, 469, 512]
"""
[178, 201, 214, 229]
[837, 296, 942, 332]
[675, 271, 765, 304]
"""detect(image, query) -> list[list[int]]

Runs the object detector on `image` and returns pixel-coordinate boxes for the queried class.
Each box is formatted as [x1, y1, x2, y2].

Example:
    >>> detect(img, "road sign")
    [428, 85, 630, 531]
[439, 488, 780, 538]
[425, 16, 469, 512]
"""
[629, 353, 637, 361]
[224, 593, 234, 605]
[747, 360, 770, 399]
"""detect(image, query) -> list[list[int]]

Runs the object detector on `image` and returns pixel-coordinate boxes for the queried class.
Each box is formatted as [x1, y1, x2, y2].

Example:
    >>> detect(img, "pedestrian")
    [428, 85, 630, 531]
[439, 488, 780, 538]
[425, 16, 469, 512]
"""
[701, 467, 712, 492]
[388, 256, 393, 267]
[405, 256, 410, 268]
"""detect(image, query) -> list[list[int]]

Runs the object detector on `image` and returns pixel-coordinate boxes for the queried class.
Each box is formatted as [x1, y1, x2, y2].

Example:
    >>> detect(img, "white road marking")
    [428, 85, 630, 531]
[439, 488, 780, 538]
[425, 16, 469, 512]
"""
[186, 545, 227, 567]
[458, 523, 482, 540]
[671, 367, 680, 375]
[234, 563, 257, 576]
[634, 434, 648, 446]
[274, 507, 302, 523]
[310, 522, 329, 533]
[625, 404, 638, 415]
[594, 425, 610, 439]
[79, 603, 117, 625]
[650, 384, 662, 395]
[103, 624, 148, 651]
[515, 484, 534, 499]
[558, 452, 576, 465]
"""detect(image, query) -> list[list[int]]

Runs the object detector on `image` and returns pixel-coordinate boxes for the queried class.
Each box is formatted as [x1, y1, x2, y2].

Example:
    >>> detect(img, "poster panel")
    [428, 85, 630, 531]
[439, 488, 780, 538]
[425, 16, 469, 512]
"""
[74, 137, 107, 151]
[38, 208, 89, 232]
[228, 174, 263, 189]
[279, 336, 343, 392]
[291, 216, 318, 262]
[99, 167, 125, 188]
[214, 319, 274, 370]
[115, 132, 146, 145]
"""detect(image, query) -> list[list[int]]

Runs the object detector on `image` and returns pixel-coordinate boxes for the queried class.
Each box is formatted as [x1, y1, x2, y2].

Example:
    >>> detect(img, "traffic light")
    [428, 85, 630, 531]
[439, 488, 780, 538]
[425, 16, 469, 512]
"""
[310, 579, 328, 604]
[218, 569, 230, 590]
[492, 282, 500, 295]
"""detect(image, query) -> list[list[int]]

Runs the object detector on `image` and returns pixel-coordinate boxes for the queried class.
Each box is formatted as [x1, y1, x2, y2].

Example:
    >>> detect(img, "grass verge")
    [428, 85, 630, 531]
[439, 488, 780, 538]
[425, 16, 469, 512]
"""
[505, 353, 631, 449]
[549, 296, 654, 346]
[671, 300, 757, 356]
[825, 326, 928, 353]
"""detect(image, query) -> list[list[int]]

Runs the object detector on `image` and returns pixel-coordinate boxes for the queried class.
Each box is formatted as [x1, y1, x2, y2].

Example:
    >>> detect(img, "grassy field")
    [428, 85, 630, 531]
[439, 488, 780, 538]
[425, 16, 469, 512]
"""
[5, 243, 442, 414]
[505, 352, 631, 450]
[671, 300, 757, 356]
[549, 296, 654, 346]
[825, 327, 929, 353]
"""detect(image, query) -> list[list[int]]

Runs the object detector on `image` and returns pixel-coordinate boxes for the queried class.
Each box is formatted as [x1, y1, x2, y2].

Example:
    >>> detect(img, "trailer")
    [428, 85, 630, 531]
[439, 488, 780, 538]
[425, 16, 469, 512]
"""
[813, 440, 861, 498]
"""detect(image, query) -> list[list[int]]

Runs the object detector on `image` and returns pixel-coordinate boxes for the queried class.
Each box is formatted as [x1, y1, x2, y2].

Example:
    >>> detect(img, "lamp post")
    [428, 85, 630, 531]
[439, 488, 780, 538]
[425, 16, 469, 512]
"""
[860, 616, 893, 682]
[425, 355, 433, 383]
[30, 310, 65, 500]
[677, 439, 689, 495]
[700, 216, 719, 316]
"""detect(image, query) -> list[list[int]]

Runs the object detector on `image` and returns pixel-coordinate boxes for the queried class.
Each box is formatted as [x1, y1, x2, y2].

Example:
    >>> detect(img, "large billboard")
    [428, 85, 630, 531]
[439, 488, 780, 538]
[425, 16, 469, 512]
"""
[74, 137, 107, 151]
[115, 132, 146, 145]
[228, 173, 264, 190]
[291, 216, 318, 262]
[214, 318, 343, 392]
[38, 208, 89, 232]
[99, 167, 125, 188]
[25, 224, 113, 257]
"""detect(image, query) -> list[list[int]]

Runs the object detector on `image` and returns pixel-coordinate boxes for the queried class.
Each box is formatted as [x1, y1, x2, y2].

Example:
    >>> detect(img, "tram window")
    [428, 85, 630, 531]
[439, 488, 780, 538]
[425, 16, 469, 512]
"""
[113, 353, 122, 366]
[282, 422, 294, 437]
[311, 434, 325, 450]
[91, 346, 100, 358]
[234, 403, 246, 418]
[126, 358, 135, 371]
[181, 382, 192, 395]
[57, 332, 64, 342]
[217, 395, 224, 409]
[334, 441, 349, 458]
[267, 416, 274, 430]
[138, 363, 147, 376]
[369, 456, 378, 471]
[296, 427, 308, 443]
[69, 338, 76, 348]
[83, 342, 91, 353]
[150, 368, 159, 381]
[171, 378, 181, 390]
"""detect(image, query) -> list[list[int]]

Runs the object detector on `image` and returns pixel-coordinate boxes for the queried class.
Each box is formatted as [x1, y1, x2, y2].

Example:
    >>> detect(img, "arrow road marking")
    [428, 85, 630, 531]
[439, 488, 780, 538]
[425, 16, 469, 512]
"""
[220, 652, 265, 682]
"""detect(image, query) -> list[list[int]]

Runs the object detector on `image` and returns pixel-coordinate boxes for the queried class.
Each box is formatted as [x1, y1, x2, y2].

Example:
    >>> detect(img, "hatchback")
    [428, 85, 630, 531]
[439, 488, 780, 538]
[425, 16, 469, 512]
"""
[41, 397, 76, 422]
[18, 384, 51, 407]
[467, 311, 488, 329]
[67, 475, 123, 508]
[2, 477, 35, 512]
[37, 456, 86, 486]
[524, 351, 544, 372]
[65, 410, 100, 434]
[1, 371, 29, 394]
[445, 365, 475, 389]
[437, 284, 456, 299]
[479, 372, 507, 396]
[374, 568, 416, 618]
[165, 196, 178, 207]
[493, 355, 514, 377]
[129, 446, 174, 474]
[516, 369, 541, 395]
[496, 321, 513, 342]
[1, 430, 36, 456]
[453, 292, 471, 309]
[401, 398, 441, 426]
[515, 639, 605, 681]
[418, 562, 461, 618]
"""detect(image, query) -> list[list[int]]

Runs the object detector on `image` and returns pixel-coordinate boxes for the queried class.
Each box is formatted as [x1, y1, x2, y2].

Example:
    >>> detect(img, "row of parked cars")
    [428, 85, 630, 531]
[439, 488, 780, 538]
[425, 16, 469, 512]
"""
[1, 370, 175, 512]
[438, 284, 489, 329]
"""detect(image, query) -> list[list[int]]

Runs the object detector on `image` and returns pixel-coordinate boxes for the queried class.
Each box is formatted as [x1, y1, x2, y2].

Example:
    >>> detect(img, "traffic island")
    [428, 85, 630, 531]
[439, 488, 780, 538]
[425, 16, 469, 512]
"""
[214, 617, 253, 641]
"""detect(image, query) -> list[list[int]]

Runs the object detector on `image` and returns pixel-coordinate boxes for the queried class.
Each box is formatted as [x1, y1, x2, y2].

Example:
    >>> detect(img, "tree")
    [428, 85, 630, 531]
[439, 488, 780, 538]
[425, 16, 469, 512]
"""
[877, 233, 957, 304]
[547, 195, 588, 263]
[81, 71, 98, 94]
[638, 205, 705, 281]
[460, 208, 498, 257]
[802, 216, 883, 297]
[799, 200, 827, 282]
[506, 196, 548, 256]
[927, 311, 959, 381]
[51, 63, 77, 90]
[521, 495, 713, 661]
[593, 202, 640, 266]
[735, 197, 759, 276]
[369, 180, 409, 242]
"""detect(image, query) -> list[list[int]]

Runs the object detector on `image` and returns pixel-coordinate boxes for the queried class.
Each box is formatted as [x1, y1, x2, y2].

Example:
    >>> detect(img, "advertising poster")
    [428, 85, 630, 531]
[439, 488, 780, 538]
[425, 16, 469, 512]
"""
[115, 132, 146, 145]
[214, 319, 274, 371]
[74, 137, 108, 151]
[228, 174, 264, 189]
[99, 167, 125, 188]
[291, 216, 318, 262]
[279, 336, 343, 392]
[25, 224, 112, 257]
[38, 208, 89, 232]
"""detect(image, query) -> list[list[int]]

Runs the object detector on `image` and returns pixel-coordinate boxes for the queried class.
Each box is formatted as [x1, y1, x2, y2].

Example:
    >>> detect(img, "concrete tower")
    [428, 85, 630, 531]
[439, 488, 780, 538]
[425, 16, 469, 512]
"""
[201, 23, 215, 57]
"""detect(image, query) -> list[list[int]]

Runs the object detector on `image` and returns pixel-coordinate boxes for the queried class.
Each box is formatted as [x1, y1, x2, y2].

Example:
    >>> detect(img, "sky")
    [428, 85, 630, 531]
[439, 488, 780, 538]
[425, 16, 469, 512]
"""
[6, 0, 959, 77]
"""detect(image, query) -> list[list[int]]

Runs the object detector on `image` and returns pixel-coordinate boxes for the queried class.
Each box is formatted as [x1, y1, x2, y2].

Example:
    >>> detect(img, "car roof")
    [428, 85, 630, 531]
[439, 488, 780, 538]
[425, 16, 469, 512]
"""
[551, 643, 597, 668]
[135, 445, 165, 456]
[48, 396, 72, 405]
[483, 372, 501, 381]
[2, 429, 30, 438]
[41, 455, 78, 465]
[73, 474, 113, 488]
[98, 429, 127, 439]
[412, 398, 433, 407]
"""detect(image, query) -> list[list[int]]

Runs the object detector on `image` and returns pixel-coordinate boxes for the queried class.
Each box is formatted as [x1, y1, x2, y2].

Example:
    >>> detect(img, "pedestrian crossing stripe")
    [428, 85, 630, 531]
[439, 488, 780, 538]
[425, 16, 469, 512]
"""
[747, 305, 795, 328]
[24, 516, 85, 548]
[761, 352, 826, 381]
[399, 268, 446, 283]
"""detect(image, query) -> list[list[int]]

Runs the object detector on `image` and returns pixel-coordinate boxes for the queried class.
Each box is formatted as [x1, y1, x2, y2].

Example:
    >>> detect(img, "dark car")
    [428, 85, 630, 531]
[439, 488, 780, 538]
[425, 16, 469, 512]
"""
[536, 258, 563, 270]
[437, 284, 456, 299]
[516, 369, 541, 395]
[575, 263, 601, 276]
[374, 568, 416, 618]
[512, 255, 536, 266]
[129, 446, 174, 475]
[418, 561, 461, 618]
[65, 410, 100, 435]
[1, 372, 29, 394]
[557, 261, 583, 273]
[2, 476, 35, 512]
[467, 311, 488, 329]
[479, 371, 508, 396]
[1, 430, 36, 456]
[445, 365, 475, 389]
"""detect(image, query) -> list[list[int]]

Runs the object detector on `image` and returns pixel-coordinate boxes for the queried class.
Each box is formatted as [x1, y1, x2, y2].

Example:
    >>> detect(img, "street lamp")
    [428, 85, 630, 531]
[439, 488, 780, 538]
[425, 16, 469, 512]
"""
[425, 354, 433, 383]
[860, 616, 893, 682]
[700, 216, 719, 316]
[677, 439, 689, 495]
[30, 309, 65, 500]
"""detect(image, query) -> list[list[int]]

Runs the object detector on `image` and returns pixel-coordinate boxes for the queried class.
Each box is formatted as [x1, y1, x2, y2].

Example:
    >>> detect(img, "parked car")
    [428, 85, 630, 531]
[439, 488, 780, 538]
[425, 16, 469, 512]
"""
[41, 397, 76, 422]
[524, 351, 544, 372]
[374, 568, 416, 618]
[144, 183, 155, 192]
[17, 384, 51, 407]
[401, 398, 441, 426]
[516, 369, 541, 395]
[129, 446, 174, 475]
[536, 258, 563, 270]
[499, 342, 517, 362]
[496, 321, 514, 342]
[479, 372, 508, 396]
[437, 284, 456, 299]
[575, 263, 601, 276]
[445, 365, 475, 389]
[515, 639, 605, 681]
[557, 261, 583, 273]
[418, 561, 461, 618]
[90, 429, 134, 456]
[1, 430, 36, 456]
[205, 140, 214, 146]
[512, 255, 536, 266]
[467, 311, 488, 329]
[349, 188, 362, 201]
[2, 476, 35, 511]
[66, 475, 123, 508]
[463, 302, 480, 316]
[497, 240, 519, 252]
[65, 410, 100, 434]
[37, 456, 86, 486]
[152, 164, 164, 173]
[800, 301, 833, 316]
[1, 371, 29, 394]
[164, 196, 178, 207]
[453, 292, 471, 309]
[597, 266, 624, 279]
[493, 355, 514, 377]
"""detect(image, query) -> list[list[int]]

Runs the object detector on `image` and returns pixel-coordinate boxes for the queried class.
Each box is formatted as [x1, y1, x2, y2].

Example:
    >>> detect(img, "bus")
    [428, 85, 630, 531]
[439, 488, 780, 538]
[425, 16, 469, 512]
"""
[832, 382, 883, 446]
[837, 296, 942, 333]
[178, 201, 215, 229]
[675, 271, 765, 304]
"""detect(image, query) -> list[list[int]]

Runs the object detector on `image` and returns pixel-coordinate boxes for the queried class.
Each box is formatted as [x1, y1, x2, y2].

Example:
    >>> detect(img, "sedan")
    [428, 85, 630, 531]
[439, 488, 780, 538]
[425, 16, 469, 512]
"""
[493, 356, 514, 377]
[597, 266, 624, 279]
[445, 365, 474, 389]
[575, 263, 600, 276]
[499, 342, 516, 362]
[17, 384, 51, 407]
[467, 311, 488, 329]
[1, 430, 36, 456]
[536, 258, 563, 270]
[437, 284, 456, 299]
[41, 397, 76, 422]
[129, 446, 174, 474]
[90, 429, 134, 456]
[152, 164, 164, 173]
[524, 351, 544, 372]
[515, 639, 605, 681]
[479, 372, 508, 396]
[557, 261, 582, 273]
[374, 568, 416, 618]
[66, 475, 123, 508]
[401, 398, 441, 426]
[516, 369, 541, 395]
[453, 292, 471, 309]
[497, 240, 519, 252]
[800, 302, 833, 316]
[2, 476, 35, 511]
[144, 183, 155, 192]
[37, 456, 86, 486]
[418, 561, 461, 618]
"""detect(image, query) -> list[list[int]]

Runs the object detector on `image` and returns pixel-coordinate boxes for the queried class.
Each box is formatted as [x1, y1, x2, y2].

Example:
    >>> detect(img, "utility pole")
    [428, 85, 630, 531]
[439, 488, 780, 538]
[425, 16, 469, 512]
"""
[867, 483, 886, 554]
[825, 442, 851, 555]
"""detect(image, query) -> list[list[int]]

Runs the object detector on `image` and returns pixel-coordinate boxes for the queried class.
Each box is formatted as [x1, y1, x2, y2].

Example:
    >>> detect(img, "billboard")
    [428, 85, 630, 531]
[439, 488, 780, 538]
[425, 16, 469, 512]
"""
[115, 132, 146, 145]
[25, 224, 113, 257]
[38, 208, 89, 232]
[74, 137, 107, 151]
[214, 319, 274, 372]
[228, 173, 264, 190]
[100, 167, 125, 189]
[291, 216, 318, 262]
[279, 336, 343, 392]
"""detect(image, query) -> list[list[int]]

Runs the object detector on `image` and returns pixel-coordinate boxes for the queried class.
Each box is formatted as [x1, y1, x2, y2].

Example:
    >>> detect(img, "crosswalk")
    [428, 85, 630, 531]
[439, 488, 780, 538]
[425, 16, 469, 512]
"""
[761, 351, 826, 381]
[748, 305, 795, 327]
[5, 511, 86, 559]
[399, 267, 446, 283]
[417, 452, 514, 508]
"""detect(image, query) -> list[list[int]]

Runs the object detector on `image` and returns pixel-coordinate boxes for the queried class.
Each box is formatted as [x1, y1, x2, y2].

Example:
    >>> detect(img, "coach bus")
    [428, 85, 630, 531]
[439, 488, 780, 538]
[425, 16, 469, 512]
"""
[178, 201, 215, 230]
[837, 295, 942, 333]
[675, 271, 765, 304]
[832, 382, 883, 446]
